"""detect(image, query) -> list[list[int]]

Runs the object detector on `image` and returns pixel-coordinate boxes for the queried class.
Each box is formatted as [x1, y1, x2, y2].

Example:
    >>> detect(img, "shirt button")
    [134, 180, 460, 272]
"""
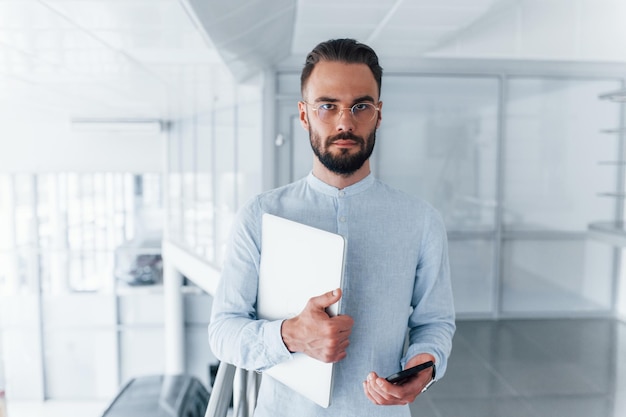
[339, 216, 346, 222]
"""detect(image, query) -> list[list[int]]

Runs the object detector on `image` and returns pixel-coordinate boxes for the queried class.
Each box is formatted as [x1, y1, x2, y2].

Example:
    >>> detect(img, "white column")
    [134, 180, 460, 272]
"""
[163, 260, 185, 374]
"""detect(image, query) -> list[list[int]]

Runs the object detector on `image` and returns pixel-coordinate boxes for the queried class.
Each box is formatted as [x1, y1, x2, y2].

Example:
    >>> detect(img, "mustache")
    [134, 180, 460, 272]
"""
[328, 132, 364, 145]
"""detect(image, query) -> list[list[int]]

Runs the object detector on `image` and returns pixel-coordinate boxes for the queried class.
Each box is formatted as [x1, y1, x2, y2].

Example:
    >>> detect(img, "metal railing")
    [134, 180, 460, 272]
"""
[205, 363, 260, 417]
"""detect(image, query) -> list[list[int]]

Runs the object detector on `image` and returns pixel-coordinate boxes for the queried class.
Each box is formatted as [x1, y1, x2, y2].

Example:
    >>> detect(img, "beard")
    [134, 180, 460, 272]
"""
[309, 127, 376, 176]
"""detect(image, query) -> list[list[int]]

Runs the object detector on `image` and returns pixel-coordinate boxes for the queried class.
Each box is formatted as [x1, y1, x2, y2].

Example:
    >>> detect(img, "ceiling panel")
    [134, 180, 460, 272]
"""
[185, 0, 295, 81]
[387, 6, 491, 27]
[0, 0, 222, 122]
[426, 0, 626, 62]
[294, 4, 391, 23]
[290, 0, 499, 56]
[0, 0, 74, 29]
[1, 0, 625, 130]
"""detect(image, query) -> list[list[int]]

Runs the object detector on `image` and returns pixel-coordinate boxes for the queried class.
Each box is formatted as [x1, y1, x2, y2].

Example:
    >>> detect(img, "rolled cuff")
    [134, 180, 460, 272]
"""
[259, 319, 293, 371]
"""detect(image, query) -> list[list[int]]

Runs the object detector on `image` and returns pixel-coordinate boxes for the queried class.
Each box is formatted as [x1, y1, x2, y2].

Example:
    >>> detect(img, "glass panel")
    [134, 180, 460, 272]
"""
[14, 174, 35, 247]
[181, 118, 197, 249]
[378, 76, 500, 233]
[504, 78, 621, 231]
[123, 174, 135, 242]
[292, 115, 312, 181]
[502, 78, 621, 316]
[168, 125, 183, 242]
[619, 249, 626, 318]
[237, 99, 263, 206]
[1, 171, 164, 402]
[214, 107, 236, 264]
[277, 72, 300, 96]
[196, 110, 215, 261]
[134, 173, 163, 245]
[449, 238, 495, 315]
[13, 174, 36, 292]
[0, 175, 16, 295]
[616, 323, 626, 415]
[501, 238, 613, 313]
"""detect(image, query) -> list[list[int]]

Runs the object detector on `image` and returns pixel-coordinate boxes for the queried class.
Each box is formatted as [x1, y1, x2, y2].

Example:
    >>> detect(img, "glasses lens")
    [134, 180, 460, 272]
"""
[351, 103, 376, 123]
[316, 106, 335, 123]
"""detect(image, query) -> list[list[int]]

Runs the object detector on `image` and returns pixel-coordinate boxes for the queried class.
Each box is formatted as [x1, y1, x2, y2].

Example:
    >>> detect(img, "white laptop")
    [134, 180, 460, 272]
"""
[257, 213, 346, 408]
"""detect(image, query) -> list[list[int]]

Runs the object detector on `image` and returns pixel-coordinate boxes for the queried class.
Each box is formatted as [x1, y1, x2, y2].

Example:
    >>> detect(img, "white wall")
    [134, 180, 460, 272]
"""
[0, 118, 163, 173]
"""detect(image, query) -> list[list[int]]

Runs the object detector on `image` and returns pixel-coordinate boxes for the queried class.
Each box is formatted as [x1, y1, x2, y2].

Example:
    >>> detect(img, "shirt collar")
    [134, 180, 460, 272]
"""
[306, 171, 375, 197]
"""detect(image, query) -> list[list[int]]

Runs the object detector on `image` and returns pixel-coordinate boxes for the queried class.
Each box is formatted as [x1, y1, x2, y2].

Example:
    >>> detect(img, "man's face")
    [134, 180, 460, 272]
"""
[299, 61, 382, 176]
[309, 119, 377, 176]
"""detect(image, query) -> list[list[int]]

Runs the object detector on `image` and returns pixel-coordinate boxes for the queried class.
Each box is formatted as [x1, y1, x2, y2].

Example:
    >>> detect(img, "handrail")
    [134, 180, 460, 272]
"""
[204, 362, 236, 417]
[205, 362, 261, 417]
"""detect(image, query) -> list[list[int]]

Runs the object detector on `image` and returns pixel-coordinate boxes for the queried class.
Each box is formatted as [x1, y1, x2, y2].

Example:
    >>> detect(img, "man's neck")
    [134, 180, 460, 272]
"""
[312, 160, 371, 190]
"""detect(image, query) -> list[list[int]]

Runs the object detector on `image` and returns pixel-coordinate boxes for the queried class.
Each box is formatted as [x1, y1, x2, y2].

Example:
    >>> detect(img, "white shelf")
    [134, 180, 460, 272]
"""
[599, 89, 626, 102]
[598, 161, 626, 165]
[600, 128, 626, 134]
[588, 221, 626, 247]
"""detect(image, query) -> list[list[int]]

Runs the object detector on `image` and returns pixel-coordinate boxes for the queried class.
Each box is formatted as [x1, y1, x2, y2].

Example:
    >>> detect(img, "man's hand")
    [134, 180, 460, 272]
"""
[363, 353, 436, 406]
[281, 288, 354, 363]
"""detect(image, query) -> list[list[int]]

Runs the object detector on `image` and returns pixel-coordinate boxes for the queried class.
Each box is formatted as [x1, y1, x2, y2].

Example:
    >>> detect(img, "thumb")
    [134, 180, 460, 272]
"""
[310, 288, 342, 310]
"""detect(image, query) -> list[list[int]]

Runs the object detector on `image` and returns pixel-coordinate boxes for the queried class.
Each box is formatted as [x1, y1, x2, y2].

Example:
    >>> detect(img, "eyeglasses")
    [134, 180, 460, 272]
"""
[302, 101, 380, 124]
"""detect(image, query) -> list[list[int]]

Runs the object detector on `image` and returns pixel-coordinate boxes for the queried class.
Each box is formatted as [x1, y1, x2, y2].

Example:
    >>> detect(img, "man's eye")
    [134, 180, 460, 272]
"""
[318, 103, 336, 111]
[353, 103, 369, 111]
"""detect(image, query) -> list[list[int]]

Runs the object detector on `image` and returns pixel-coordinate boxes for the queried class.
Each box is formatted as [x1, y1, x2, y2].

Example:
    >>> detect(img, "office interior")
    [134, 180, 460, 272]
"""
[1, 0, 626, 416]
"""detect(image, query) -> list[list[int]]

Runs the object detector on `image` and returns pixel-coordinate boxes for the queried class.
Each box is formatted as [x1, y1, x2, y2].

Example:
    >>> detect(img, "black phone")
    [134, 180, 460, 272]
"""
[385, 360, 434, 385]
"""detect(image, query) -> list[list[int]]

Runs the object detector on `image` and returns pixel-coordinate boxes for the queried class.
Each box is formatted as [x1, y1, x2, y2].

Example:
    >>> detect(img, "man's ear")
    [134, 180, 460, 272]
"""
[298, 101, 310, 130]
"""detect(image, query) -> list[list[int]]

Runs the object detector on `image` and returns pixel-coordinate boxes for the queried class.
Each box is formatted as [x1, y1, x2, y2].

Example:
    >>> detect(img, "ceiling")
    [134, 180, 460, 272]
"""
[1, 0, 626, 125]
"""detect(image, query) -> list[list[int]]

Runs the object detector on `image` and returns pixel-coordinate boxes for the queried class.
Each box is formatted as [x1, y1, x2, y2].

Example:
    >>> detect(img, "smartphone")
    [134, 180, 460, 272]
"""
[385, 360, 434, 385]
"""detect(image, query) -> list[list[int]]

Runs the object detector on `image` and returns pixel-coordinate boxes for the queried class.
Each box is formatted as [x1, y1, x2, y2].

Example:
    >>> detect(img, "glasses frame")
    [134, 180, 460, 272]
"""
[301, 101, 380, 124]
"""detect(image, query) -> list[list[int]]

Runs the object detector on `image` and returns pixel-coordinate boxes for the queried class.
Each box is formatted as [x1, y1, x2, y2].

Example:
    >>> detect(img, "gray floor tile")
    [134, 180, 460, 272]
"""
[526, 395, 615, 417]
[409, 395, 442, 417]
[429, 397, 539, 417]
[413, 318, 626, 417]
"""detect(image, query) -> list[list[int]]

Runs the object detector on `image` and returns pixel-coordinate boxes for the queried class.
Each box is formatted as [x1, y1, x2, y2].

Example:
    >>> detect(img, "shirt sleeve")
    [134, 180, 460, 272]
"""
[208, 198, 293, 371]
[402, 207, 456, 379]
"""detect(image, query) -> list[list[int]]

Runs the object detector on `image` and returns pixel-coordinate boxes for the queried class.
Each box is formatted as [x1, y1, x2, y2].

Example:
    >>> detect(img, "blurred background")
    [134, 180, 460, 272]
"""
[1, 0, 626, 416]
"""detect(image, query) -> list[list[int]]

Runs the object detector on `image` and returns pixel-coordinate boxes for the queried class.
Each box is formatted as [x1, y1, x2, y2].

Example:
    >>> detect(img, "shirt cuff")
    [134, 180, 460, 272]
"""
[262, 319, 293, 368]
[402, 344, 445, 381]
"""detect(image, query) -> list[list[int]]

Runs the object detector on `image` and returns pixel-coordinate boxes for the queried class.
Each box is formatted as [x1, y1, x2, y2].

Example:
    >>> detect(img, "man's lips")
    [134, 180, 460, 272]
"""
[332, 139, 358, 147]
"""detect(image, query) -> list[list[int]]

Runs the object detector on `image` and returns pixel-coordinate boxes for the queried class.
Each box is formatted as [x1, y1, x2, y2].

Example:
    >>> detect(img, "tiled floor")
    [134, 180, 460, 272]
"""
[411, 318, 626, 417]
[5, 319, 626, 417]
[5, 400, 107, 417]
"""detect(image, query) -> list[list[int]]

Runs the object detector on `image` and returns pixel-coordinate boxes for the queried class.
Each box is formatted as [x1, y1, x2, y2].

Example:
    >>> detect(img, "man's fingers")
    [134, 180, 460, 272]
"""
[365, 376, 409, 405]
[309, 288, 342, 310]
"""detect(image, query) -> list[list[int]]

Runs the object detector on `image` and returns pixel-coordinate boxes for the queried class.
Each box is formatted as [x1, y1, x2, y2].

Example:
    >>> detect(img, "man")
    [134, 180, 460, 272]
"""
[209, 38, 455, 416]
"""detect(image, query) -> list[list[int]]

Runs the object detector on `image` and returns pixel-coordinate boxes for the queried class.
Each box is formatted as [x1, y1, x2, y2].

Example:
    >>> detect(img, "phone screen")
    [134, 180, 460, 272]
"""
[385, 360, 434, 385]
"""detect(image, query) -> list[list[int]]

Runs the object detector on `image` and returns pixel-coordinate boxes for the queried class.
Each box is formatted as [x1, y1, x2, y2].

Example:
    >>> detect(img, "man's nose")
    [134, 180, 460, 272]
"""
[336, 108, 355, 131]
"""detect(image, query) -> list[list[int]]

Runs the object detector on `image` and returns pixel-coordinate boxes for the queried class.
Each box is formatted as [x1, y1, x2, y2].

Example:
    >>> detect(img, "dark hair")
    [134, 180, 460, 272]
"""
[300, 38, 383, 98]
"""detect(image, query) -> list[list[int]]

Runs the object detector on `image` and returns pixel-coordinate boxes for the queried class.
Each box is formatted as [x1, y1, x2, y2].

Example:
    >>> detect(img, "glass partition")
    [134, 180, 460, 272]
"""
[378, 75, 500, 233]
[276, 71, 623, 317]
[378, 75, 500, 316]
[501, 78, 621, 314]
[0, 172, 163, 400]
[504, 78, 619, 232]
[164, 77, 264, 266]
[196, 110, 215, 261]
[167, 125, 183, 242]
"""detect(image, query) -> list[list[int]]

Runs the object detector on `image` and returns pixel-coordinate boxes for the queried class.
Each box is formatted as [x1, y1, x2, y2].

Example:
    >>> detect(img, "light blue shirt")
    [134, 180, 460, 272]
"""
[209, 172, 455, 417]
